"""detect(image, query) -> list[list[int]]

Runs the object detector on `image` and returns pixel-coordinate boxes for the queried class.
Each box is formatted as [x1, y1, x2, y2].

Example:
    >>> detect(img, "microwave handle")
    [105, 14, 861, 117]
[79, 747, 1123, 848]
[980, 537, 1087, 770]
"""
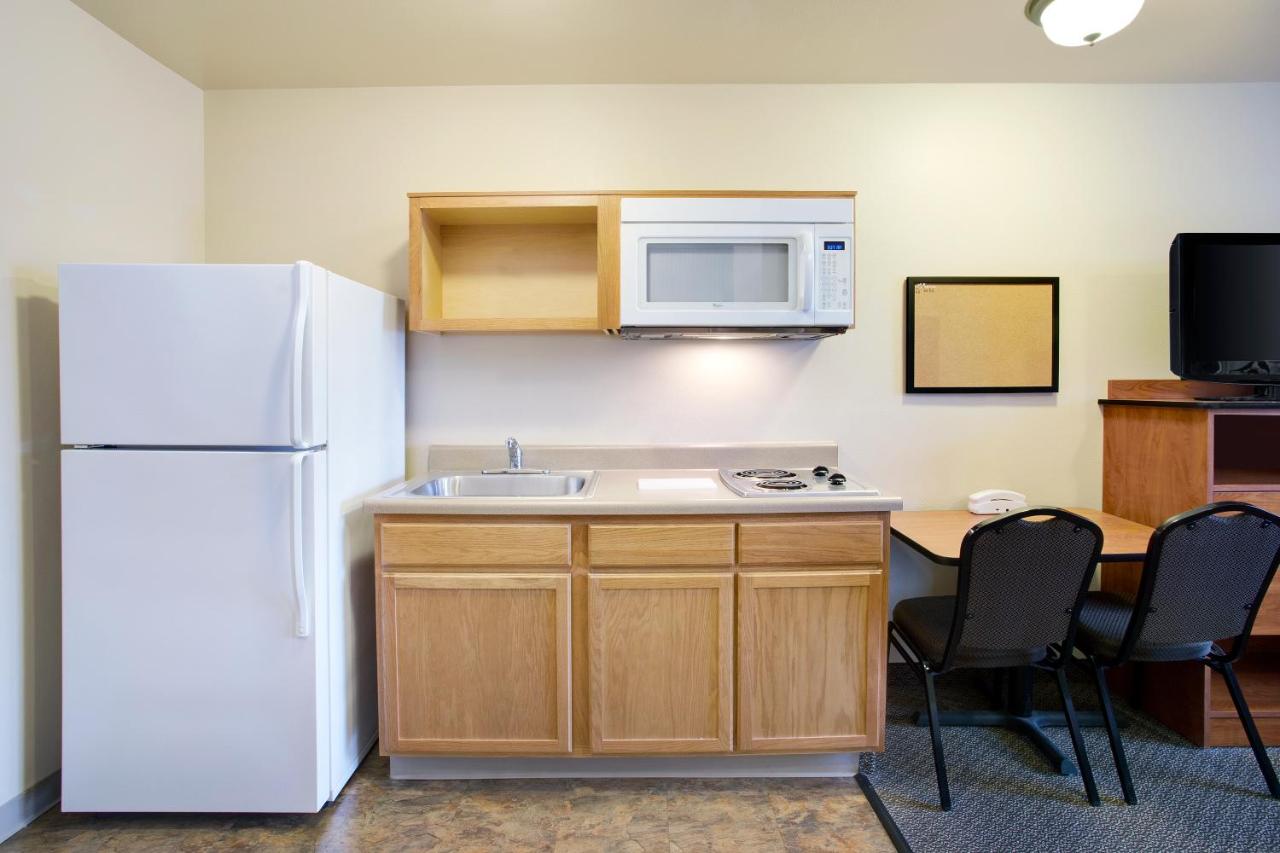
[799, 232, 815, 313]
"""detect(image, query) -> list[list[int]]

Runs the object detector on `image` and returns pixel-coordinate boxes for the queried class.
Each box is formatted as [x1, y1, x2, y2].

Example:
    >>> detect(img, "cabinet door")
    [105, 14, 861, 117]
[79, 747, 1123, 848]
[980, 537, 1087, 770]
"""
[379, 573, 571, 754]
[589, 573, 734, 753]
[737, 570, 884, 752]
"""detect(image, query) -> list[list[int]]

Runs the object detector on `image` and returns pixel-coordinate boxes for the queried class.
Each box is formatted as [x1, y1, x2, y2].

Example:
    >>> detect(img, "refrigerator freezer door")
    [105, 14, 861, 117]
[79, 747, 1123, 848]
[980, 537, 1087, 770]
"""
[61, 448, 330, 812]
[59, 263, 327, 448]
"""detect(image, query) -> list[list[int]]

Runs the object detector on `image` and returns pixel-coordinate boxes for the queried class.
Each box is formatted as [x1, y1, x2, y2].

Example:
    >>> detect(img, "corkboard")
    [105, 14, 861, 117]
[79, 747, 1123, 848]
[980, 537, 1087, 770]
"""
[905, 277, 1058, 393]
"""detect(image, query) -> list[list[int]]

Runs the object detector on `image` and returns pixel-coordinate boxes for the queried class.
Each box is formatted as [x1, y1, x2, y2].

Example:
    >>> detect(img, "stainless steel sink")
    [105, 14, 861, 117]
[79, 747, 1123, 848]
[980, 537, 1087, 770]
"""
[409, 471, 598, 498]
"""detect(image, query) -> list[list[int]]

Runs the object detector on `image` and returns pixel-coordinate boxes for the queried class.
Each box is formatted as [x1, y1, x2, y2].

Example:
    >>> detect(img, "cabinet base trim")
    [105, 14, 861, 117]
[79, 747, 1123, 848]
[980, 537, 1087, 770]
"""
[389, 753, 858, 780]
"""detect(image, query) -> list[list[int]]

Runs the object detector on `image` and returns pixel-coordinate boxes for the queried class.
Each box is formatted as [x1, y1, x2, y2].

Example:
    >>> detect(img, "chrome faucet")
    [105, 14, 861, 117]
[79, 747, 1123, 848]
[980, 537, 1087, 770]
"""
[482, 437, 546, 475]
[506, 437, 523, 471]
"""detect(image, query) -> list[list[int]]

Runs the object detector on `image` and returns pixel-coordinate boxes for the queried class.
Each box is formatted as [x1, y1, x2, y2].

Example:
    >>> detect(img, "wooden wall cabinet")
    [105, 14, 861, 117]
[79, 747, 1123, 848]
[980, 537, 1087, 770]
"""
[408, 193, 618, 333]
[1101, 379, 1280, 747]
[407, 190, 855, 335]
[374, 513, 889, 758]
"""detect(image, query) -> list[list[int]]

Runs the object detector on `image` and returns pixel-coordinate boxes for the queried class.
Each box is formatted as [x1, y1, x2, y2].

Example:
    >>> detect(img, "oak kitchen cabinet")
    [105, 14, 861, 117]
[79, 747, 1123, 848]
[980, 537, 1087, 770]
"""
[588, 572, 734, 754]
[378, 572, 572, 755]
[737, 570, 882, 752]
[374, 513, 888, 757]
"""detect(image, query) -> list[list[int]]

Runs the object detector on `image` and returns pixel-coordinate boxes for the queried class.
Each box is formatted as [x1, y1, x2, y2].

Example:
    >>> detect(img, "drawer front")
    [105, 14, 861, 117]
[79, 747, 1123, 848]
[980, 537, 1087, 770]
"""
[587, 524, 735, 568]
[1214, 491, 1280, 516]
[380, 522, 572, 568]
[738, 520, 883, 567]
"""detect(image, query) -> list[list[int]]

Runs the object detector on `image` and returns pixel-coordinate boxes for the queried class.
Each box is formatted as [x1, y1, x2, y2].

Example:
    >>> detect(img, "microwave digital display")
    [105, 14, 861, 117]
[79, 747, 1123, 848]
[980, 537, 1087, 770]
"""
[823, 241, 846, 251]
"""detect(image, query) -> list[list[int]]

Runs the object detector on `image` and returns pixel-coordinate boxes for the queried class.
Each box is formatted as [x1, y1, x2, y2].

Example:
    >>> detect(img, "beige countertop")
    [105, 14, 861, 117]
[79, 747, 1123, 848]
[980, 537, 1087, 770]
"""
[365, 467, 904, 516]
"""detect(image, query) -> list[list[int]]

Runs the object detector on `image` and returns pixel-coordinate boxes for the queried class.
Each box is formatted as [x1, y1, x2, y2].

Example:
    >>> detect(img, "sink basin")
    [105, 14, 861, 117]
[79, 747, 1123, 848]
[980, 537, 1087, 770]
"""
[409, 471, 598, 498]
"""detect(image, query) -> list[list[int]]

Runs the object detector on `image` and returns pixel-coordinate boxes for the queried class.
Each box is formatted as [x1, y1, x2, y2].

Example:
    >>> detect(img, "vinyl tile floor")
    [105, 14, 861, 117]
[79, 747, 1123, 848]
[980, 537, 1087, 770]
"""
[2, 752, 896, 852]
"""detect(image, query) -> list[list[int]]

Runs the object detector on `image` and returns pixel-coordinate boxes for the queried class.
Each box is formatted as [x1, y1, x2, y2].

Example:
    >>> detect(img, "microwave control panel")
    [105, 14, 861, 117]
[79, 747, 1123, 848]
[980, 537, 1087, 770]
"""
[815, 226, 853, 314]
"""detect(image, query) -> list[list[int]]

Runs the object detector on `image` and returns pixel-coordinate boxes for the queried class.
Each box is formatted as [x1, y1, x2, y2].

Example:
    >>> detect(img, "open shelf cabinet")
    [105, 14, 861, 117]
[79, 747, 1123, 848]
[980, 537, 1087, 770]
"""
[408, 193, 619, 333]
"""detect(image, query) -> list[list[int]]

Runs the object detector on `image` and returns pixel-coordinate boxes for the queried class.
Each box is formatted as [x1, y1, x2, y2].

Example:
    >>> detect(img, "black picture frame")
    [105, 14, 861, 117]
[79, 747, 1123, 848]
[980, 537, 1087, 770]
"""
[904, 276, 1060, 394]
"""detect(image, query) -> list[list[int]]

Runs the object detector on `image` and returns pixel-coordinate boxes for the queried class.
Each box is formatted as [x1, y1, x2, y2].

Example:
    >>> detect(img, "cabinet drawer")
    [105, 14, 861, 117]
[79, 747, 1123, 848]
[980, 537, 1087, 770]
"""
[587, 524, 735, 568]
[737, 520, 883, 566]
[380, 522, 571, 568]
[1214, 491, 1280, 516]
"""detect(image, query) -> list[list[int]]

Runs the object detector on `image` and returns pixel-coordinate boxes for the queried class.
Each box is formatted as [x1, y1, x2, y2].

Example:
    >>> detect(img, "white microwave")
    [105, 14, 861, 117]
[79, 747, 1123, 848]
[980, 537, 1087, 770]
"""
[618, 197, 854, 339]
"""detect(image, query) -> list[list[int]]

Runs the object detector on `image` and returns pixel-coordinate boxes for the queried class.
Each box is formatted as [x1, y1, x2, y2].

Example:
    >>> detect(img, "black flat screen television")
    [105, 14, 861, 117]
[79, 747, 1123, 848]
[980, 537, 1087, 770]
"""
[1170, 233, 1280, 398]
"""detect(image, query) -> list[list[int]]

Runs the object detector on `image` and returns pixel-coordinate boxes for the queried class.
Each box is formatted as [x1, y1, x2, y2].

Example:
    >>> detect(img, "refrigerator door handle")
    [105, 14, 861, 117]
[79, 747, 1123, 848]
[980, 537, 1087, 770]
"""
[290, 266, 312, 449]
[291, 453, 311, 637]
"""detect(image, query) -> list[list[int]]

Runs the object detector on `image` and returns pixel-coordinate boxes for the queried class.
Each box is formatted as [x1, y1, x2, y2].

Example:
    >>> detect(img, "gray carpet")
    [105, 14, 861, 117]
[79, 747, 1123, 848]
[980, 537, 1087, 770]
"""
[861, 663, 1280, 853]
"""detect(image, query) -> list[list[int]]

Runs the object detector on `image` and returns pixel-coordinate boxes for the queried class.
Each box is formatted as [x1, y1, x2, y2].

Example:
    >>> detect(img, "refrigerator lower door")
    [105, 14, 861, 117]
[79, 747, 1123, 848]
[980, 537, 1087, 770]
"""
[61, 448, 330, 812]
[58, 263, 327, 448]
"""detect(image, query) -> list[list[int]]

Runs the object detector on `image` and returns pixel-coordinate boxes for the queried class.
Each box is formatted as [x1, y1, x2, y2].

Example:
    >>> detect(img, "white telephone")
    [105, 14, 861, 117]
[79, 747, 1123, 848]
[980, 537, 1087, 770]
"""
[968, 489, 1028, 515]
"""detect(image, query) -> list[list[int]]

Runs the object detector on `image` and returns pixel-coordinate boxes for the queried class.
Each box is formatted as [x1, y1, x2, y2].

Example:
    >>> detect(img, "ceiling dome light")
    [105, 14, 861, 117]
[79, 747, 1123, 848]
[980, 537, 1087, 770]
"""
[1025, 0, 1145, 47]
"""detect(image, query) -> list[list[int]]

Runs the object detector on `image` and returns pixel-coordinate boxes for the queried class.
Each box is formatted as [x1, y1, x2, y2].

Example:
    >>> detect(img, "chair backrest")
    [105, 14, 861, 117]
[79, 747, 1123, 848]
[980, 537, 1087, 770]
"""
[1115, 502, 1280, 663]
[940, 507, 1103, 671]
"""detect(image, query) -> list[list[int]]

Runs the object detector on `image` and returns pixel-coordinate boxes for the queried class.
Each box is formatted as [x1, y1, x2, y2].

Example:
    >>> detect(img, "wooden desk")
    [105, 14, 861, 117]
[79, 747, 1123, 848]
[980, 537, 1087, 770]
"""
[890, 507, 1153, 566]
[889, 508, 1154, 776]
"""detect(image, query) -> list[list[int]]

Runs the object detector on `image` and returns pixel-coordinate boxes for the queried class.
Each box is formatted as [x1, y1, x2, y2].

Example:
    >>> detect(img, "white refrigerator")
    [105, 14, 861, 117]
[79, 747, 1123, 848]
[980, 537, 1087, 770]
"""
[58, 263, 405, 812]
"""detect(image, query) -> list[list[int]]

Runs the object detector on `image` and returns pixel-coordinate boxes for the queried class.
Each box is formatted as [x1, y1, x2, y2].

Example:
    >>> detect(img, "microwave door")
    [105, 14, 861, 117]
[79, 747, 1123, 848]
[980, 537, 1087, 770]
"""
[621, 223, 816, 327]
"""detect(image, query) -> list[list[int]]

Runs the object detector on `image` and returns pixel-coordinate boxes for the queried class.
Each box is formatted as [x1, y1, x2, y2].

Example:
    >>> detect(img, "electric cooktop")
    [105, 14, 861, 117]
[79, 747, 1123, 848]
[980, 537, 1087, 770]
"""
[719, 466, 879, 498]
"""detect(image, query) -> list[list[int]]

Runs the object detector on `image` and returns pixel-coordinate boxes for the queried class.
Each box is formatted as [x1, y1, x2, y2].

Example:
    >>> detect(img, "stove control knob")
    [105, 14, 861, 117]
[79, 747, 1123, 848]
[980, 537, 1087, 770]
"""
[812, 466, 830, 478]
[828, 473, 847, 486]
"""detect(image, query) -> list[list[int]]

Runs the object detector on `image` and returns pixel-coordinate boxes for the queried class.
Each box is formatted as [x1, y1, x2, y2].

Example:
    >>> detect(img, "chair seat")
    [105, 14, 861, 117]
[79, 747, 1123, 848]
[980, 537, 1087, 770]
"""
[1076, 592, 1213, 663]
[892, 595, 1050, 670]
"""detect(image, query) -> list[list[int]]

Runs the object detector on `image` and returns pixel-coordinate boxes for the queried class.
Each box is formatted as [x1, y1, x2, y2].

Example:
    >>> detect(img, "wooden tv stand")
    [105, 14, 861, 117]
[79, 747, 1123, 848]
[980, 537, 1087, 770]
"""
[1100, 379, 1280, 747]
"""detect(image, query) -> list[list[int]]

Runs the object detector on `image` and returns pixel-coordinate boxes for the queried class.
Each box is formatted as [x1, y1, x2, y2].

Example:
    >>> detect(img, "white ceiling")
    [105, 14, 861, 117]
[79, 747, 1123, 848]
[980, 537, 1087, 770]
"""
[72, 0, 1280, 90]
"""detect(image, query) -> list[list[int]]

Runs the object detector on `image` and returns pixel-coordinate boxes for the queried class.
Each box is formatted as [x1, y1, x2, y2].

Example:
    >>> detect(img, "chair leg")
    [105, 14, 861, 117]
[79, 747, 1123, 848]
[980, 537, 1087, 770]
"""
[922, 669, 952, 811]
[1054, 667, 1101, 806]
[1217, 661, 1280, 799]
[1092, 661, 1137, 805]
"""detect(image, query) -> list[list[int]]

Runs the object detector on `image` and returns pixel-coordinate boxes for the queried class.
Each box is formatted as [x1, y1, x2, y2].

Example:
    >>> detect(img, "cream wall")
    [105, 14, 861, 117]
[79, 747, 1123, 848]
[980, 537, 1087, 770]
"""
[0, 0, 204, 829]
[205, 83, 1280, 506]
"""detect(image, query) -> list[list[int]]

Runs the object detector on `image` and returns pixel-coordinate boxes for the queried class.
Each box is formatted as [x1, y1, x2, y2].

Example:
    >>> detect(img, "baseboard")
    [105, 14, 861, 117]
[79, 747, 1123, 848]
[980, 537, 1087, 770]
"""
[390, 752, 859, 780]
[0, 771, 60, 844]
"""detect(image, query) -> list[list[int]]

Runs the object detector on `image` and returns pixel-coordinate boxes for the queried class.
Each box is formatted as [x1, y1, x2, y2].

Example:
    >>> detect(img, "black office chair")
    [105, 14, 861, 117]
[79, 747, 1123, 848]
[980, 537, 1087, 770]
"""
[1077, 501, 1280, 805]
[888, 507, 1104, 811]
